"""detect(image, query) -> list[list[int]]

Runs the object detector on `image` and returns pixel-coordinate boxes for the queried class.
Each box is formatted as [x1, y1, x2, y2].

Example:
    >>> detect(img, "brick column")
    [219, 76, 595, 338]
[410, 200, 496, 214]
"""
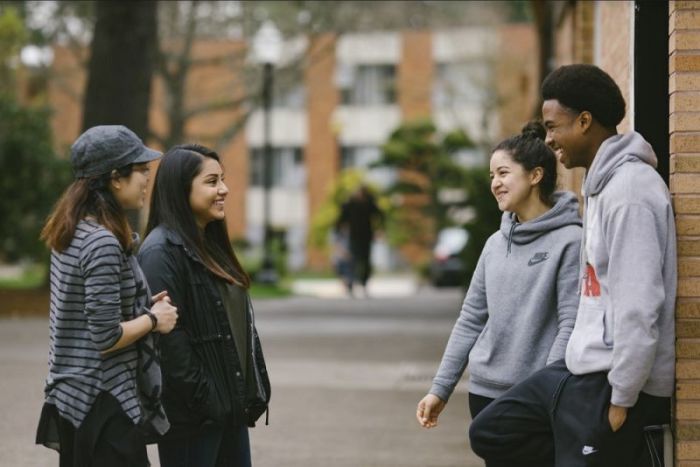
[398, 30, 432, 120]
[394, 30, 434, 266]
[670, 1, 700, 464]
[305, 34, 339, 270]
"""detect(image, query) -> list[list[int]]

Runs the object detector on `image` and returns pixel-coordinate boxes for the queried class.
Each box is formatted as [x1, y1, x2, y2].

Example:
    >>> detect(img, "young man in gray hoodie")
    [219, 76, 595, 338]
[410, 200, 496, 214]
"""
[469, 64, 676, 467]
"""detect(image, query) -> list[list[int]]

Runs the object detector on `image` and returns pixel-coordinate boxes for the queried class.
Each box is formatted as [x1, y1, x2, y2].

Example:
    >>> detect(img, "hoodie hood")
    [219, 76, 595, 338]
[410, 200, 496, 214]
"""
[583, 131, 657, 196]
[499, 191, 581, 247]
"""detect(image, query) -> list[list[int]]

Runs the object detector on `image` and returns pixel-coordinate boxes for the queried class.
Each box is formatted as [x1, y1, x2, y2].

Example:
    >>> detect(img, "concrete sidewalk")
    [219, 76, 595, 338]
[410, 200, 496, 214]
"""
[4, 283, 478, 467]
[290, 274, 423, 299]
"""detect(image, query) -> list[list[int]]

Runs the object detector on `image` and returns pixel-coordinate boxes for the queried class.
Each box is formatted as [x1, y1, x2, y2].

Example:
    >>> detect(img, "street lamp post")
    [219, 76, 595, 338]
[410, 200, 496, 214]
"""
[253, 21, 282, 285]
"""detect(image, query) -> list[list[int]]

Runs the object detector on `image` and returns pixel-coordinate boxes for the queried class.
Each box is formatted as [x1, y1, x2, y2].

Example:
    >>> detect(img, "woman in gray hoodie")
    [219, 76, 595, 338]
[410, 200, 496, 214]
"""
[416, 122, 582, 430]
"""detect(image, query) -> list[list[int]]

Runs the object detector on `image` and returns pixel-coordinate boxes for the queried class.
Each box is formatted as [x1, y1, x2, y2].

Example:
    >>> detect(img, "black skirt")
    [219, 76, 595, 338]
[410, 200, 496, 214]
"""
[36, 392, 149, 467]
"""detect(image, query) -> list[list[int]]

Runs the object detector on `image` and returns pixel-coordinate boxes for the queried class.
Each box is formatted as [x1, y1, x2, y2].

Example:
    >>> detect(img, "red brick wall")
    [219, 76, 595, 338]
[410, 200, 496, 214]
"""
[670, 1, 700, 463]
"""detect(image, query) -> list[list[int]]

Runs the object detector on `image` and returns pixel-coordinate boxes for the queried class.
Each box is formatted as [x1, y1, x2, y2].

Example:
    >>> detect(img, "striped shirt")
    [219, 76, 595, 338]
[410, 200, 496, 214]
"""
[44, 219, 147, 428]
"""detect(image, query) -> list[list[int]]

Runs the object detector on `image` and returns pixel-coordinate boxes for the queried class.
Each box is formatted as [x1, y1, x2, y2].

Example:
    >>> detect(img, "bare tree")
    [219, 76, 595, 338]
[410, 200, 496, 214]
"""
[152, 1, 517, 151]
[25, 1, 520, 151]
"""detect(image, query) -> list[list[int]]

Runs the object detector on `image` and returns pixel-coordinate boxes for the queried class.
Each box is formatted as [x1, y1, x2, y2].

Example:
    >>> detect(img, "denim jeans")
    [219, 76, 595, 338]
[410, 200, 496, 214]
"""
[158, 423, 251, 467]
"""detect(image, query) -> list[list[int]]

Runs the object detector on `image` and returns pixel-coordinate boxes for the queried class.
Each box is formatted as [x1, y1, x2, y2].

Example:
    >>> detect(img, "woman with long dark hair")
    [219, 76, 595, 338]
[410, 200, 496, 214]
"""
[36, 125, 178, 466]
[138, 144, 270, 467]
[416, 122, 582, 442]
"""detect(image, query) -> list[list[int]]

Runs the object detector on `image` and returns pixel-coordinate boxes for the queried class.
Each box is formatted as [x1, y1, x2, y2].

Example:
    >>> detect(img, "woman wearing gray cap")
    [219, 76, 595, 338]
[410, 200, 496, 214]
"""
[35, 125, 179, 466]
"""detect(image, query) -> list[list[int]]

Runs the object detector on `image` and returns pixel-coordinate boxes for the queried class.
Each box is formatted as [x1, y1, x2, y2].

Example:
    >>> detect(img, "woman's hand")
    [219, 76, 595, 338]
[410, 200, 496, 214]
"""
[151, 291, 178, 334]
[416, 394, 446, 428]
[102, 292, 178, 353]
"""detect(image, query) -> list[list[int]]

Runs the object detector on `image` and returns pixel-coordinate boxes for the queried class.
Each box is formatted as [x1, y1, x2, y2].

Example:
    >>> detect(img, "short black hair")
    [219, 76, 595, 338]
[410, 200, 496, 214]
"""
[541, 64, 625, 128]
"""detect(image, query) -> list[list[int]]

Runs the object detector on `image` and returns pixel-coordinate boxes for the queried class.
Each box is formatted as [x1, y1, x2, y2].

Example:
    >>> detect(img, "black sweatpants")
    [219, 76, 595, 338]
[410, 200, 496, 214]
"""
[468, 360, 670, 467]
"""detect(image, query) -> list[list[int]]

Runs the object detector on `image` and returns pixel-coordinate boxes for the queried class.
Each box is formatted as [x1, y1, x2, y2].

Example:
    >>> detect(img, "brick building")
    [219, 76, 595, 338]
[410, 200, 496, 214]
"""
[546, 1, 700, 464]
[44, 24, 537, 271]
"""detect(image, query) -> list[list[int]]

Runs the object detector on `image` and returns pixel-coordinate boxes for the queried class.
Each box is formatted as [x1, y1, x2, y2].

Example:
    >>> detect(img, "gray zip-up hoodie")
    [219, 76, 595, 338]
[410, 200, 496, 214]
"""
[565, 132, 677, 407]
[430, 191, 582, 401]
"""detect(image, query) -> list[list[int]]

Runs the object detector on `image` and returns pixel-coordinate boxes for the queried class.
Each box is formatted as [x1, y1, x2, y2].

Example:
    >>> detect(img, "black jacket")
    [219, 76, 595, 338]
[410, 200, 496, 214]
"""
[138, 225, 270, 439]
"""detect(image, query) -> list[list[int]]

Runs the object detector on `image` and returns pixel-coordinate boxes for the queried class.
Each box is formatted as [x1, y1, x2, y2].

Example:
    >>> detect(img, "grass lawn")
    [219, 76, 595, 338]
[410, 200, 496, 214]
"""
[249, 281, 292, 299]
[0, 264, 46, 289]
[0, 263, 294, 316]
[287, 269, 336, 280]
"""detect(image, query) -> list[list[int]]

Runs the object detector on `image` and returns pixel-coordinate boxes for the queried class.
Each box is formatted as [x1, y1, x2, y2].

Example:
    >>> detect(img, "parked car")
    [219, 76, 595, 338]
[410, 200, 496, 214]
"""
[429, 227, 469, 287]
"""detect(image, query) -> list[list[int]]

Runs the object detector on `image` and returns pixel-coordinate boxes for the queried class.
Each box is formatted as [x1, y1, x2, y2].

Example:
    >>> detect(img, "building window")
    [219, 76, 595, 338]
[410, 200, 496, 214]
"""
[338, 64, 396, 106]
[272, 83, 305, 109]
[432, 61, 489, 108]
[340, 145, 396, 189]
[272, 70, 306, 109]
[250, 147, 305, 188]
[341, 145, 382, 169]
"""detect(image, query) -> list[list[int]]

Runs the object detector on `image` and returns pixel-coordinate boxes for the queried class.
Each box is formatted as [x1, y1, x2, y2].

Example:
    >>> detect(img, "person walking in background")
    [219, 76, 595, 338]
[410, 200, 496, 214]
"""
[335, 185, 384, 296]
[332, 223, 354, 295]
[469, 64, 676, 467]
[35, 125, 178, 466]
[138, 144, 270, 467]
[416, 122, 582, 440]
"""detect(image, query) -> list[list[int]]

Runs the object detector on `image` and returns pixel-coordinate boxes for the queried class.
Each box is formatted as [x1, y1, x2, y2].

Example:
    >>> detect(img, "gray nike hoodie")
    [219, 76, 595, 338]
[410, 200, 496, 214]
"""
[430, 191, 582, 401]
[565, 132, 677, 407]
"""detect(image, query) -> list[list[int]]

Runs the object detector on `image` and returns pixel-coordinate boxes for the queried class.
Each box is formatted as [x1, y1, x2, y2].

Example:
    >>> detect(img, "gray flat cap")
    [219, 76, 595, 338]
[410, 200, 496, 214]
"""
[71, 125, 161, 178]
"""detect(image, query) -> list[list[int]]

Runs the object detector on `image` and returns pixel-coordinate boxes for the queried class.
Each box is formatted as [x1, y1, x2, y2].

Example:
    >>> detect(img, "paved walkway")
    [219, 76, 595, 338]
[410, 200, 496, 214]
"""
[290, 274, 425, 299]
[1, 280, 481, 467]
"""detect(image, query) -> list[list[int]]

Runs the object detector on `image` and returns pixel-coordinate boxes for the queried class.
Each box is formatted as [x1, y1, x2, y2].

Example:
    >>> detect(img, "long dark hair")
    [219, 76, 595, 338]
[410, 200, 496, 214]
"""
[41, 165, 135, 252]
[492, 121, 557, 205]
[145, 144, 250, 288]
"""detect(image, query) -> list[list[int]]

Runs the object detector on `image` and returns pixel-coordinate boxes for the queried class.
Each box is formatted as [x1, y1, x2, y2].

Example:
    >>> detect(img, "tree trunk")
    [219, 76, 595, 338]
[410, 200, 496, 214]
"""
[82, 1, 157, 140]
[82, 1, 157, 233]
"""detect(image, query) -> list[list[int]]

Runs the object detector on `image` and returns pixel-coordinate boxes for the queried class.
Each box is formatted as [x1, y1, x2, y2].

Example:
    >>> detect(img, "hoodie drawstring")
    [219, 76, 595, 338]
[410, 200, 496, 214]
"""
[507, 222, 517, 256]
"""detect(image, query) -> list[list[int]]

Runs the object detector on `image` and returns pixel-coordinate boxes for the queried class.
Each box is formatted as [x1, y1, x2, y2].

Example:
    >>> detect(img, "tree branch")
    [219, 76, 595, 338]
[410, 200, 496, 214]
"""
[183, 94, 251, 120]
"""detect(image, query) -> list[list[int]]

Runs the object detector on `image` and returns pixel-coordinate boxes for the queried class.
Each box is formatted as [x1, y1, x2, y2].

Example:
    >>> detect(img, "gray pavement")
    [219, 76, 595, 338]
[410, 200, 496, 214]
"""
[0, 280, 483, 467]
